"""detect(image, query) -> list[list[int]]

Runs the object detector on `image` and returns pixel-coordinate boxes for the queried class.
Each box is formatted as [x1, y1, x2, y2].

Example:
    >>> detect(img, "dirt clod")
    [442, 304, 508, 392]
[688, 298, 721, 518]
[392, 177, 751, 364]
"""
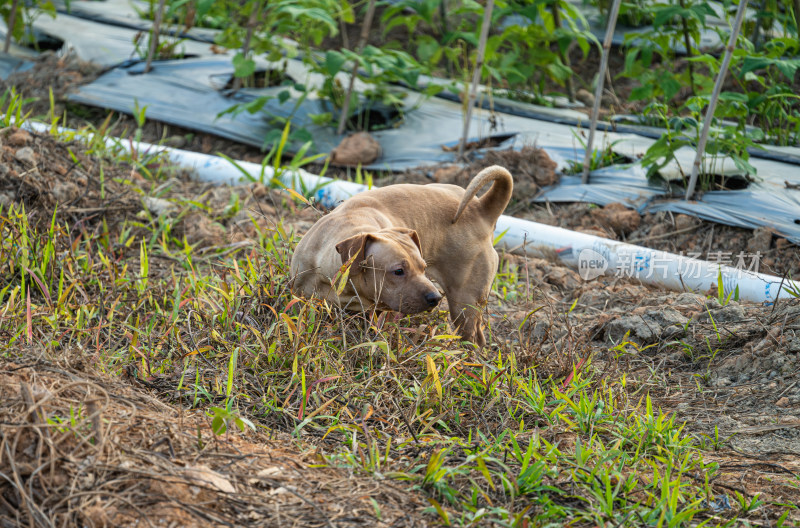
[15, 146, 36, 164]
[423, 146, 559, 203]
[7, 129, 31, 146]
[164, 135, 189, 149]
[51, 181, 80, 204]
[575, 88, 595, 107]
[591, 202, 641, 235]
[330, 132, 382, 166]
[605, 308, 687, 344]
[747, 226, 773, 252]
[183, 212, 228, 248]
[696, 303, 746, 323]
[674, 214, 697, 231]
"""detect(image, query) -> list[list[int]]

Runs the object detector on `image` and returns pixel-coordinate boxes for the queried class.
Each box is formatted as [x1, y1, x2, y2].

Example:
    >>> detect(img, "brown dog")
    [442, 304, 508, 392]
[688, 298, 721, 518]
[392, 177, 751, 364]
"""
[290, 165, 513, 346]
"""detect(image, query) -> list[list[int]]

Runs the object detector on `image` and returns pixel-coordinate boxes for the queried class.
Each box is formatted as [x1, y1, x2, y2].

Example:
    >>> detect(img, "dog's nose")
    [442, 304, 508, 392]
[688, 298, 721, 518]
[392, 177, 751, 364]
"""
[425, 292, 442, 307]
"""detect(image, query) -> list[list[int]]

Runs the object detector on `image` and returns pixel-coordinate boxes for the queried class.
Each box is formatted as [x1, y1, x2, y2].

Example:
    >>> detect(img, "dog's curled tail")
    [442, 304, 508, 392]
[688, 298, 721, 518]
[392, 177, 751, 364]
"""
[452, 165, 514, 224]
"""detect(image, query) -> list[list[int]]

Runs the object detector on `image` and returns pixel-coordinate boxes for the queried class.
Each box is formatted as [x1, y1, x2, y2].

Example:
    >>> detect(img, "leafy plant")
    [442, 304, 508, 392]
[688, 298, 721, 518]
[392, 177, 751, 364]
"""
[716, 268, 739, 306]
[734, 36, 800, 146]
[209, 405, 256, 435]
[639, 99, 760, 187]
[566, 131, 630, 174]
[620, 0, 716, 106]
[0, 0, 56, 53]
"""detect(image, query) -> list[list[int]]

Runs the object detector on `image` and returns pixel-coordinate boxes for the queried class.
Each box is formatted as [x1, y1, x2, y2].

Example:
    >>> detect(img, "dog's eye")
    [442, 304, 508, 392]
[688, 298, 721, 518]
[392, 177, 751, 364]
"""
[393, 268, 404, 276]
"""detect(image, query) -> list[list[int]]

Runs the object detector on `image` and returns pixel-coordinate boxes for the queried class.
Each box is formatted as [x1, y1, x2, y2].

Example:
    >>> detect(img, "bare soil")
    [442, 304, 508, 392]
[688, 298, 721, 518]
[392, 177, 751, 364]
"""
[0, 356, 432, 527]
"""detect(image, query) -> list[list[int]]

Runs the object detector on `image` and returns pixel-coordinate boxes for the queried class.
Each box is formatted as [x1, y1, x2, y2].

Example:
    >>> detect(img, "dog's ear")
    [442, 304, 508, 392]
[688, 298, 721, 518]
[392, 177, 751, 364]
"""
[394, 228, 423, 258]
[335, 233, 374, 275]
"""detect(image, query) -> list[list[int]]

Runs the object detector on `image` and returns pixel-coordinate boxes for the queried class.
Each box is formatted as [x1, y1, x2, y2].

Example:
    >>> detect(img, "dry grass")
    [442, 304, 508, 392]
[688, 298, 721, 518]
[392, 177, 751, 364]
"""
[0, 93, 798, 526]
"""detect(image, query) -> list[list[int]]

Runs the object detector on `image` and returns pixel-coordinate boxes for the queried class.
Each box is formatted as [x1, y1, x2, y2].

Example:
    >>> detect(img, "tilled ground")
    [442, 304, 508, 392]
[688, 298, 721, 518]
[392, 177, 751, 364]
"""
[0, 357, 432, 527]
[0, 55, 799, 526]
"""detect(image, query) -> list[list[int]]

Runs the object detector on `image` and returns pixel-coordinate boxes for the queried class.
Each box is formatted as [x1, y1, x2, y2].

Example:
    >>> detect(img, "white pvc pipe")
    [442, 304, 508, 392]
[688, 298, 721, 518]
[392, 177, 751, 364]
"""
[25, 121, 800, 303]
[496, 216, 798, 304]
[23, 121, 366, 208]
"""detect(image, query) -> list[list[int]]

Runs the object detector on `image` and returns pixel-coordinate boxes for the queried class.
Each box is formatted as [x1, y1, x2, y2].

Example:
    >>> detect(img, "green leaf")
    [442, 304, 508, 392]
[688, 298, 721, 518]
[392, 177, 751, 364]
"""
[232, 53, 256, 79]
[718, 91, 748, 102]
[416, 35, 440, 63]
[324, 50, 346, 76]
[630, 85, 653, 101]
[661, 77, 682, 102]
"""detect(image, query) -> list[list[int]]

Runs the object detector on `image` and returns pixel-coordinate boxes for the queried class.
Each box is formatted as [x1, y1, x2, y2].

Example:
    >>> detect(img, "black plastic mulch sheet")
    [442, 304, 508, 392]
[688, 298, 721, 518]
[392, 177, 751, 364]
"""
[67, 57, 530, 167]
[67, 57, 800, 244]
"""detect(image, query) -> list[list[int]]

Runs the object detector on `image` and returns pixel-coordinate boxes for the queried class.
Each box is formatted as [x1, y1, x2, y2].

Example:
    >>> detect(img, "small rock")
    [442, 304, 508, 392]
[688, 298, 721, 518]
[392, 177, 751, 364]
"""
[674, 214, 696, 231]
[648, 223, 670, 238]
[7, 129, 31, 146]
[183, 465, 235, 493]
[183, 212, 227, 248]
[51, 181, 80, 203]
[575, 88, 595, 107]
[646, 307, 688, 327]
[575, 226, 610, 239]
[713, 376, 732, 388]
[747, 226, 773, 253]
[674, 292, 704, 306]
[787, 334, 800, 354]
[704, 297, 722, 309]
[256, 467, 283, 478]
[128, 171, 148, 186]
[0, 191, 14, 208]
[696, 303, 745, 323]
[251, 183, 268, 199]
[163, 135, 188, 149]
[605, 307, 689, 344]
[330, 132, 381, 167]
[545, 268, 581, 290]
[15, 146, 36, 164]
[143, 196, 175, 216]
[591, 202, 640, 235]
[433, 165, 462, 183]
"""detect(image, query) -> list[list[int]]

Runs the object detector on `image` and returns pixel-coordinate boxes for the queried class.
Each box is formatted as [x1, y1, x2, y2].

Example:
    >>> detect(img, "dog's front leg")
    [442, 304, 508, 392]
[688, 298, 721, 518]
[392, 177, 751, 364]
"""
[449, 302, 486, 347]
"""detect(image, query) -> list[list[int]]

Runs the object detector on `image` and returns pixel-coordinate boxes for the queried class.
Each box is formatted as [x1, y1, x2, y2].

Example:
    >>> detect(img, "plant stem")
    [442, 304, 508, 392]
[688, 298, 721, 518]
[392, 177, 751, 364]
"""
[458, 0, 494, 160]
[337, 0, 378, 135]
[684, 0, 748, 200]
[3, 0, 20, 54]
[749, 0, 768, 49]
[144, 0, 167, 73]
[232, 1, 264, 91]
[678, 0, 695, 96]
[440, 0, 453, 78]
[794, 0, 800, 38]
[581, 0, 621, 184]
[551, 0, 575, 102]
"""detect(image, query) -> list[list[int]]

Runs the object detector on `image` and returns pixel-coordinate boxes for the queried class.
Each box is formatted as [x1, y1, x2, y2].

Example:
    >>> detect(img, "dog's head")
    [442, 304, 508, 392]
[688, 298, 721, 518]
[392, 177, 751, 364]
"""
[335, 227, 442, 314]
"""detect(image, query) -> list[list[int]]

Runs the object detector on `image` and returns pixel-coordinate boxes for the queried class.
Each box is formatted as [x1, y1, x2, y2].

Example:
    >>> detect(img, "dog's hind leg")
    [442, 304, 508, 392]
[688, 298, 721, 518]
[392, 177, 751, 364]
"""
[442, 249, 498, 347]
